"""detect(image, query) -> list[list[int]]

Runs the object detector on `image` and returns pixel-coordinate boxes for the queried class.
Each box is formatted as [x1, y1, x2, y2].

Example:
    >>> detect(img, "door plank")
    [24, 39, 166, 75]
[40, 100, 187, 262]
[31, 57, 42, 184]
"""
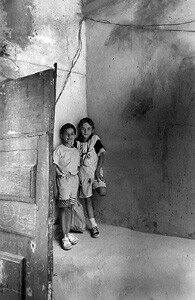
[33, 133, 53, 300]
[0, 150, 37, 167]
[0, 201, 36, 237]
[0, 166, 36, 202]
[0, 232, 36, 300]
[0, 136, 38, 151]
[0, 251, 24, 300]
[0, 70, 54, 138]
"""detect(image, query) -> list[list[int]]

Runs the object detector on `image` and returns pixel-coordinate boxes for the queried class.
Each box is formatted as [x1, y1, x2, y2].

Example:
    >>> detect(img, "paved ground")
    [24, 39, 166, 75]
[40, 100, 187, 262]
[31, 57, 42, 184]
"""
[53, 224, 195, 300]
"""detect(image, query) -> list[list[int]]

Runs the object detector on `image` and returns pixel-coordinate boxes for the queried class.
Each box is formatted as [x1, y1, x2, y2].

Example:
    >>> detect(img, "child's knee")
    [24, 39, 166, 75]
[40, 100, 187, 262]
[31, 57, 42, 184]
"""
[85, 197, 92, 204]
[96, 187, 107, 197]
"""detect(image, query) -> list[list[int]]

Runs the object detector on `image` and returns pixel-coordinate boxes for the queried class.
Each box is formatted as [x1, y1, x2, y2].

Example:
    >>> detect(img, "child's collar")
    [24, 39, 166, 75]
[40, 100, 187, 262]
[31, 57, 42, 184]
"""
[77, 133, 94, 142]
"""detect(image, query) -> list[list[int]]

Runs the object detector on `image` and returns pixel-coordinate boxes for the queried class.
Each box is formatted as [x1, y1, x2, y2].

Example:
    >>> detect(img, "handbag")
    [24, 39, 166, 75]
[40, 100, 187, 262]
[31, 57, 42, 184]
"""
[71, 200, 86, 233]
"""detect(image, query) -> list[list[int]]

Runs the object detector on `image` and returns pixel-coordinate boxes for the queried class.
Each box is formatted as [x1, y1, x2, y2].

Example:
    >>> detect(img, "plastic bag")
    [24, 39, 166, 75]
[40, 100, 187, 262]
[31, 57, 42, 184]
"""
[71, 200, 86, 233]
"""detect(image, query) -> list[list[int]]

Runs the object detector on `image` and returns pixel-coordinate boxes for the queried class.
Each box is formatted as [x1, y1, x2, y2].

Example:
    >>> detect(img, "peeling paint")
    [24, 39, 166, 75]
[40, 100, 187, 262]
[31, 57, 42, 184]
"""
[3, 0, 35, 48]
[0, 0, 87, 150]
[7, 130, 18, 135]
[26, 286, 33, 297]
[30, 241, 36, 253]
[48, 282, 52, 300]
[0, 2, 11, 56]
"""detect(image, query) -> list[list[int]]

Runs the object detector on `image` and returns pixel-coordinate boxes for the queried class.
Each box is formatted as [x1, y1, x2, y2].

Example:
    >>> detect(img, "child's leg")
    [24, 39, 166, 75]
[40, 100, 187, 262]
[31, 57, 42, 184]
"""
[85, 197, 99, 238]
[60, 206, 73, 250]
[61, 206, 72, 237]
[85, 196, 94, 219]
[61, 204, 79, 248]
[58, 176, 79, 250]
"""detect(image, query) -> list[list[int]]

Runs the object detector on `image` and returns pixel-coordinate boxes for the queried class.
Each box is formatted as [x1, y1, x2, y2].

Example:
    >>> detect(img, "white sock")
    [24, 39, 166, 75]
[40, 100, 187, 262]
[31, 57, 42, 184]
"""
[89, 218, 97, 228]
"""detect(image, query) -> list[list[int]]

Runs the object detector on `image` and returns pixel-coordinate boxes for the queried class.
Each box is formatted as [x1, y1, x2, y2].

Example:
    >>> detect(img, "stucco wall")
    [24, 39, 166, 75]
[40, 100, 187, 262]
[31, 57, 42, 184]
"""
[85, 0, 195, 238]
[0, 0, 87, 148]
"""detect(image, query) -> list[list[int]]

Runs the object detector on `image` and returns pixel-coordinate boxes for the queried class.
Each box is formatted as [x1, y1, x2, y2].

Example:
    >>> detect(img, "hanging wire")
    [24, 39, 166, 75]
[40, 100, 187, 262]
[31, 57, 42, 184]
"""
[54, 13, 195, 104]
[4, 58, 84, 76]
[55, 18, 84, 105]
[85, 16, 195, 33]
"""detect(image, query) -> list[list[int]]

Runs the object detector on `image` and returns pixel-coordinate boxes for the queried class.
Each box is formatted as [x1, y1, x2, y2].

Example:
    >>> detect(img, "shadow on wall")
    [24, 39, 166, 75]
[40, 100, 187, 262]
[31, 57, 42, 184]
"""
[94, 26, 195, 238]
[85, 0, 195, 238]
[117, 55, 195, 237]
[134, 0, 183, 24]
[83, 0, 183, 21]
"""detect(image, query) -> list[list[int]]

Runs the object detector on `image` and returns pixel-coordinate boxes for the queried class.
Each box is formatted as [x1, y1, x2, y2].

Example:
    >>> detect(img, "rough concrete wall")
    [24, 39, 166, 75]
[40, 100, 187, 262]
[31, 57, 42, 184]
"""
[0, 0, 87, 147]
[85, 0, 195, 238]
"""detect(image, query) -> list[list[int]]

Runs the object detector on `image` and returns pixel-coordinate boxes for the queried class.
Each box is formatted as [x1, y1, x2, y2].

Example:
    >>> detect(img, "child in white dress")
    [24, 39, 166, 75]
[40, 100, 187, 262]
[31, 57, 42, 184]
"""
[53, 123, 80, 250]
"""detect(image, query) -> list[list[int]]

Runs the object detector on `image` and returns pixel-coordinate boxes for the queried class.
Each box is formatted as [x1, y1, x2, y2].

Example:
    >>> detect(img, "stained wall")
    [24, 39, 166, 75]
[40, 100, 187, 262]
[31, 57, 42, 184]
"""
[84, 0, 195, 238]
[0, 0, 87, 147]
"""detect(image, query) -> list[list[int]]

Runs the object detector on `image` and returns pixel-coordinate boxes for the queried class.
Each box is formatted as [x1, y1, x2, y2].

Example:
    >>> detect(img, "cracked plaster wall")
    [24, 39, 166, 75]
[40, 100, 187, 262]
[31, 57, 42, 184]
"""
[0, 0, 87, 147]
[85, 0, 195, 239]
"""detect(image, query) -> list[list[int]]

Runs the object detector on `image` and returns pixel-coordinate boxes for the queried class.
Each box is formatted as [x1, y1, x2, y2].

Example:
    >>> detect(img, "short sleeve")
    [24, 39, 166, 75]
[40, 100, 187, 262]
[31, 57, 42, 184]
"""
[94, 139, 106, 156]
[53, 148, 60, 165]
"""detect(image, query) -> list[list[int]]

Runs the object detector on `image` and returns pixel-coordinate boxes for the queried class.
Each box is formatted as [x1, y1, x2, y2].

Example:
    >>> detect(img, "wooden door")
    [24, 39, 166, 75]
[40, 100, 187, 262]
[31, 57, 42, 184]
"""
[0, 68, 56, 300]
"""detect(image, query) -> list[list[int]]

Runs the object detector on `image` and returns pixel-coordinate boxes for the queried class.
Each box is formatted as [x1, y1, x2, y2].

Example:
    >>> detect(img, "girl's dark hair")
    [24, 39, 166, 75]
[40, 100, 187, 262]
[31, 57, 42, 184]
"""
[60, 123, 76, 138]
[78, 117, 95, 130]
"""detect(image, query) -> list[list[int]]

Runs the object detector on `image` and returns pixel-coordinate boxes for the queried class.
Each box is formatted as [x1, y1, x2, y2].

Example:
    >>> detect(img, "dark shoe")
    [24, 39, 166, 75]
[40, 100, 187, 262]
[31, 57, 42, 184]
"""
[91, 226, 100, 238]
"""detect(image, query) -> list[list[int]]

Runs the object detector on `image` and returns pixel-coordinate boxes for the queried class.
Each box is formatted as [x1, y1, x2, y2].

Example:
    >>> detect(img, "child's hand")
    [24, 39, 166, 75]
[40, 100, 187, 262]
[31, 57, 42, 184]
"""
[70, 197, 76, 205]
[65, 172, 71, 181]
[56, 165, 64, 176]
[88, 178, 94, 184]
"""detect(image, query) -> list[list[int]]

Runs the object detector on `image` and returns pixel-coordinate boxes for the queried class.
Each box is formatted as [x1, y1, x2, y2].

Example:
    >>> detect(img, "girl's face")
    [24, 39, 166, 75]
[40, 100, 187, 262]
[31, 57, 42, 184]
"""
[62, 128, 76, 147]
[80, 122, 94, 141]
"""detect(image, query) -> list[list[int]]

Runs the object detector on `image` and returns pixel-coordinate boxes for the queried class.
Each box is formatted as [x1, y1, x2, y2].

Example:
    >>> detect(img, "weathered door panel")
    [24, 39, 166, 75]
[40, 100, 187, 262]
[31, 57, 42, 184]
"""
[0, 136, 37, 203]
[0, 69, 54, 137]
[0, 201, 36, 237]
[0, 69, 55, 300]
[0, 251, 25, 300]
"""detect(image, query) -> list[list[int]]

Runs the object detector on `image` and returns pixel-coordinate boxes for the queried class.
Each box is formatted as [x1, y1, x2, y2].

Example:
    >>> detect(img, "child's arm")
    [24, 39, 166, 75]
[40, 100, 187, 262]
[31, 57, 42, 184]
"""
[95, 152, 105, 181]
[53, 147, 68, 178]
[53, 164, 58, 199]
[56, 164, 71, 180]
[55, 164, 64, 176]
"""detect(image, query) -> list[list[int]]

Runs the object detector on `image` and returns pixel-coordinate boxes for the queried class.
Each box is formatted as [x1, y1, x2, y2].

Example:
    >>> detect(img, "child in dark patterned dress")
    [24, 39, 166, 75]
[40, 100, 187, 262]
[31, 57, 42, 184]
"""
[75, 118, 107, 238]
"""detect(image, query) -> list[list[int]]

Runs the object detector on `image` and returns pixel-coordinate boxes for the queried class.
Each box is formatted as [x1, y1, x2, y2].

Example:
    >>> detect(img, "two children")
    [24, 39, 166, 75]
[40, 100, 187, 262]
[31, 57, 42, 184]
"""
[53, 118, 106, 250]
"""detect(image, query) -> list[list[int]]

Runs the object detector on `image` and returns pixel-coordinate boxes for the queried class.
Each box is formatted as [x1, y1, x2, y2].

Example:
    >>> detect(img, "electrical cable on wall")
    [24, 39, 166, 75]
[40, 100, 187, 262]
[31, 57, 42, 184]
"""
[85, 16, 195, 33]
[55, 14, 195, 104]
[6, 59, 84, 76]
[55, 18, 84, 105]
[54, 13, 195, 104]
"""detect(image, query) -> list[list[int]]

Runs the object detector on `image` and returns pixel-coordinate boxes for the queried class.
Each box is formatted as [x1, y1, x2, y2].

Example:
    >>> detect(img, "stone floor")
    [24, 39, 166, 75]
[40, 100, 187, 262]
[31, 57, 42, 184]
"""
[53, 224, 195, 300]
